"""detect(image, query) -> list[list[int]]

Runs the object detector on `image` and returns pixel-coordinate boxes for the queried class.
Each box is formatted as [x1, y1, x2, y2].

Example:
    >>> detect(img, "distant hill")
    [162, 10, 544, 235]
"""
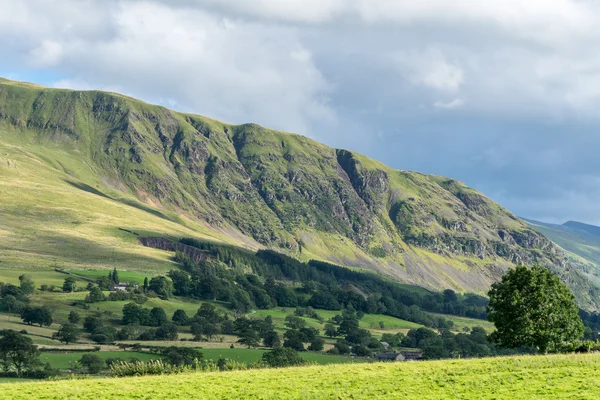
[524, 218, 600, 286]
[0, 77, 598, 309]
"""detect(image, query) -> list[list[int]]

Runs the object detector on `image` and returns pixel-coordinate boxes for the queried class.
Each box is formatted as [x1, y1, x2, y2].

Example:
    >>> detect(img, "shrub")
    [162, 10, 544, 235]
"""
[261, 347, 306, 368]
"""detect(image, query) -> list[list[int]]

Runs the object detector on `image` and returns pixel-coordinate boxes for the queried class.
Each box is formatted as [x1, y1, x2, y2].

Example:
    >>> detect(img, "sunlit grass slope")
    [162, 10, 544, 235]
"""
[2, 353, 599, 399]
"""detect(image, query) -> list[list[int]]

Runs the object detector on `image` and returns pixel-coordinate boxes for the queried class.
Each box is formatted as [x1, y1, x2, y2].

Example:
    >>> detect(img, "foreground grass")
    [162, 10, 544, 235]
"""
[2, 353, 599, 399]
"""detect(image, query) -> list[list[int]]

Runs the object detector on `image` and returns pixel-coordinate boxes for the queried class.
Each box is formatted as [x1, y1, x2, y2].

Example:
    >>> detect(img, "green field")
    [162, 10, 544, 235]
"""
[2, 353, 599, 399]
[39, 351, 158, 370]
[36, 348, 357, 370]
[70, 270, 152, 285]
[200, 348, 359, 365]
[251, 308, 422, 335]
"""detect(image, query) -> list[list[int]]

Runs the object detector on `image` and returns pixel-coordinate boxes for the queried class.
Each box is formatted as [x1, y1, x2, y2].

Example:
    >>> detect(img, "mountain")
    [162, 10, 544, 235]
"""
[524, 218, 600, 286]
[0, 77, 598, 309]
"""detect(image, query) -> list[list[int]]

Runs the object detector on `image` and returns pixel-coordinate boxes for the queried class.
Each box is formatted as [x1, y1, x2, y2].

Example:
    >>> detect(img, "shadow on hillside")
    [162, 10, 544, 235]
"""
[65, 180, 112, 200]
[64, 179, 178, 224]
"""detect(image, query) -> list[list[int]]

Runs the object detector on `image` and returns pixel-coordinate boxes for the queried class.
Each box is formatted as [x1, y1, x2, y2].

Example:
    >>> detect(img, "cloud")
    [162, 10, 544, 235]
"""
[433, 98, 464, 110]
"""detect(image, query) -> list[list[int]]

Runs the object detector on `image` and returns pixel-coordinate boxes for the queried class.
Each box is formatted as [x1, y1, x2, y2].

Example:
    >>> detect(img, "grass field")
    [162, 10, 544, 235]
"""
[39, 351, 158, 370]
[1, 353, 599, 399]
[200, 348, 359, 365]
[70, 270, 151, 285]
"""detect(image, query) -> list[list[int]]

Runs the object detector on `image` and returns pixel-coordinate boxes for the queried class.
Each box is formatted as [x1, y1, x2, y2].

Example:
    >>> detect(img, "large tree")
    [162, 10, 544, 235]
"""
[53, 324, 80, 344]
[0, 330, 39, 377]
[20, 307, 53, 327]
[62, 277, 76, 293]
[488, 265, 584, 354]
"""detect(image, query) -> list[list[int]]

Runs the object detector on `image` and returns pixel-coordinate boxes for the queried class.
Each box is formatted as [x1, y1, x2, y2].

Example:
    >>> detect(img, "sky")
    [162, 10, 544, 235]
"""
[2, 0, 600, 225]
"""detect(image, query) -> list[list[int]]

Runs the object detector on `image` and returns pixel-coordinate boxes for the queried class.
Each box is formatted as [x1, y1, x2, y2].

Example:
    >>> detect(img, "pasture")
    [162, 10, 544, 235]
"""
[1, 353, 598, 399]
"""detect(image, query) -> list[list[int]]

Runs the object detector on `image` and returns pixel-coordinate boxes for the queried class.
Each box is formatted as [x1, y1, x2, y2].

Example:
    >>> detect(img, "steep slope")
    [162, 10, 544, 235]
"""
[525, 219, 600, 286]
[0, 78, 597, 309]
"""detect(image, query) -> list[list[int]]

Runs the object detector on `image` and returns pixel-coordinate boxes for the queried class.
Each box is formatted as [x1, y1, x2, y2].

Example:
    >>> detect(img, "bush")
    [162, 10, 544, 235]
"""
[308, 338, 325, 352]
[79, 354, 104, 374]
[261, 347, 306, 368]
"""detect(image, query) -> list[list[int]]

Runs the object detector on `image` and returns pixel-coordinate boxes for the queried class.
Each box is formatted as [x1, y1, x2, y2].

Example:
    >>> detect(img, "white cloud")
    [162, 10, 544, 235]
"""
[433, 98, 464, 110]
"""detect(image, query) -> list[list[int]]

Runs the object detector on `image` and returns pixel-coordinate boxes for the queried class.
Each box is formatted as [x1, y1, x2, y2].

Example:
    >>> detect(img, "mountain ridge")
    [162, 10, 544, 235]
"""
[1, 77, 598, 309]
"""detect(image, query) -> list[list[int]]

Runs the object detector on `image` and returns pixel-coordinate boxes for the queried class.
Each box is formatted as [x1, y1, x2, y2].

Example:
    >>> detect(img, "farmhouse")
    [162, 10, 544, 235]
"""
[109, 282, 130, 292]
[376, 352, 423, 362]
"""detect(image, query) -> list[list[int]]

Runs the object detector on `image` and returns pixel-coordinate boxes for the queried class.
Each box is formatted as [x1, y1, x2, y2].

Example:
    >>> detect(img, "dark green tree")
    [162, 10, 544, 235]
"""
[308, 337, 325, 351]
[143, 277, 149, 292]
[261, 347, 306, 368]
[86, 287, 106, 303]
[283, 330, 305, 351]
[262, 330, 281, 348]
[83, 316, 104, 333]
[18, 274, 35, 295]
[488, 265, 584, 354]
[148, 307, 168, 327]
[112, 268, 119, 284]
[53, 323, 80, 344]
[284, 315, 306, 330]
[160, 346, 202, 366]
[171, 309, 189, 325]
[324, 323, 338, 338]
[20, 307, 53, 327]
[62, 277, 76, 293]
[154, 324, 178, 340]
[122, 303, 149, 325]
[237, 329, 260, 348]
[148, 277, 173, 299]
[68, 311, 81, 324]
[91, 326, 117, 344]
[79, 354, 104, 374]
[0, 330, 39, 377]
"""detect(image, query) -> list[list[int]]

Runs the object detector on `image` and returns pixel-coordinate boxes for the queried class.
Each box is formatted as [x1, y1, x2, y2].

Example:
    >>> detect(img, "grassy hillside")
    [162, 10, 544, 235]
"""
[0, 77, 598, 308]
[2, 353, 599, 399]
[525, 219, 600, 286]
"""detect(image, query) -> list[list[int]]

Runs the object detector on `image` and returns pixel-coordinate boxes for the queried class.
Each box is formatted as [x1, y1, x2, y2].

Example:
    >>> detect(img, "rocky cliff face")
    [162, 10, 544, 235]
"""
[1, 78, 597, 309]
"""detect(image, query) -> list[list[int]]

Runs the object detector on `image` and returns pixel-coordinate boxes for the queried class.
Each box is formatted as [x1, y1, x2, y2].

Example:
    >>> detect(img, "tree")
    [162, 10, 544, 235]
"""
[262, 330, 281, 348]
[62, 277, 76, 293]
[79, 354, 104, 374]
[237, 329, 260, 348]
[325, 324, 338, 338]
[155, 324, 178, 341]
[172, 309, 189, 325]
[284, 315, 306, 330]
[20, 307, 53, 327]
[148, 307, 168, 327]
[0, 330, 39, 377]
[68, 311, 81, 324]
[18, 274, 35, 295]
[160, 346, 202, 366]
[0, 295, 26, 314]
[488, 265, 584, 354]
[308, 337, 325, 351]
[148, 277, 173, 299]
[195, 303, 222, 324]
[143, 277, 149, 292]
[262, 347, 306, 368]
[283, 330, 305, 351]
[91, 326, 117, 344]
[83, 316, 104, 333]
[53, 324, 80, 344]
[122, 303, 149, 325]
[112, 268, 119, 284]
[86, 287, 106, 303]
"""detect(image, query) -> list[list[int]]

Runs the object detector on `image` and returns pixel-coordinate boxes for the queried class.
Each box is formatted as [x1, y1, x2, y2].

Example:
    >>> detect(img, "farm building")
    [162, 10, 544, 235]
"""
[376, 352, 423, 362]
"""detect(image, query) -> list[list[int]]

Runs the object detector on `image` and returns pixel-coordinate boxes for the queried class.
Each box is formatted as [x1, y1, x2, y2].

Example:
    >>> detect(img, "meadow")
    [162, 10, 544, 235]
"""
[1, 353, 599, 399]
